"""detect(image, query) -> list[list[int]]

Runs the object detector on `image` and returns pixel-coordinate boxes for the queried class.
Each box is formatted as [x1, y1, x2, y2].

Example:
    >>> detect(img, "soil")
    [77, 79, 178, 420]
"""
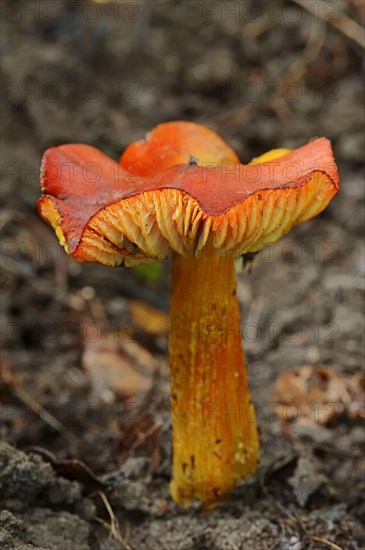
[1, 1, 364, 549]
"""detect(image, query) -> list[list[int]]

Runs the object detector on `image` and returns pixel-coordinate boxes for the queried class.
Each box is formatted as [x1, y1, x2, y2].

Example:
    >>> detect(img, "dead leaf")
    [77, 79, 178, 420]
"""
[25, 446, 105, 492]
[0, 359, 22, 387]
[287, 455, 327, 506]
[345, 373, 365, 420]
[130, 301, 169, 336]
[117, 411, 164, 469]
[82, 330, 157, 402]
[274, 364, 364, 428]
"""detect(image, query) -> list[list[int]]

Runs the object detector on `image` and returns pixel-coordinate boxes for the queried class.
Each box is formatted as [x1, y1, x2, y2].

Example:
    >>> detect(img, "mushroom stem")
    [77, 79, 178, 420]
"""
[169, 247, 259, 507]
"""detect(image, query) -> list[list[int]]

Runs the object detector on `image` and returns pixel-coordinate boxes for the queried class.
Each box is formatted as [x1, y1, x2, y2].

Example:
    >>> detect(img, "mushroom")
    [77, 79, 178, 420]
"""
[38, 122, 339, 507]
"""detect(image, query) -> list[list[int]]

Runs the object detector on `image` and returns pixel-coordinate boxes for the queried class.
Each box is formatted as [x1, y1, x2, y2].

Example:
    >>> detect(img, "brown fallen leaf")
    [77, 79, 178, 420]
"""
[82, 330, 157, 402]
[345, 373, 365, 420]
[25, 446, 105, 492]
[287, 455, 327, 506]
[130, 301, 169, 336]
[117, 410, 164, 469]
[273, 364, 364, 428]
[0, 359, 22, 387]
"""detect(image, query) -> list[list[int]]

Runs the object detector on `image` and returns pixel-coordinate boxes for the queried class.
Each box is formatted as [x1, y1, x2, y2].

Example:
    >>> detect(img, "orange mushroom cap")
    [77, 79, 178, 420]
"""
[38, 122, 339, 267]
[120, 121, 240, 176]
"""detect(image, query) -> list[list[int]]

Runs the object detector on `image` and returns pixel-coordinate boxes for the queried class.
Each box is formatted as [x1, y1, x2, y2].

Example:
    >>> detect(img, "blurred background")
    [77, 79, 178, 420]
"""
[1, 1, 364, 549]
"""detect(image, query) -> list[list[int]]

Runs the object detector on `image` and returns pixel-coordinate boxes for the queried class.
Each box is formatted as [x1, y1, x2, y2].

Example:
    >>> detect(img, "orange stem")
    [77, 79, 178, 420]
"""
[169, 248, 259, 507]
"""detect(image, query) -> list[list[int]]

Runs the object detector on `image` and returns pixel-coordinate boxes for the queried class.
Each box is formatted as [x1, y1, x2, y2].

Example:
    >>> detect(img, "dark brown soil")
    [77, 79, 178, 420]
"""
[1, 1, 364, 549]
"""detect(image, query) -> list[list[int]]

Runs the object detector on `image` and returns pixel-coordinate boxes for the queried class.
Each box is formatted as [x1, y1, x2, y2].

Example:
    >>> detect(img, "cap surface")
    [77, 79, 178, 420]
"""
[39, 122, 340, 266]
[120, 121, 240, 176]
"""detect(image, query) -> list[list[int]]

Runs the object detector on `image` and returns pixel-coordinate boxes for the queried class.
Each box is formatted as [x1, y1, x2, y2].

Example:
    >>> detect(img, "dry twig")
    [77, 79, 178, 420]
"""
[206, 16, 326, 132]
[129, 417, 165, 452]
[5, 376, 79, 448]
[94, 491, 135, 550]
[291, 0, 365, 49]
[310, 535, 344, 550]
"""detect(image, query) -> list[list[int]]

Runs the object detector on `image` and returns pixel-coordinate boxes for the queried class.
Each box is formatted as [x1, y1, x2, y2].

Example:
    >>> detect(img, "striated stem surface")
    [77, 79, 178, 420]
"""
[169, 248, 259, 507]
